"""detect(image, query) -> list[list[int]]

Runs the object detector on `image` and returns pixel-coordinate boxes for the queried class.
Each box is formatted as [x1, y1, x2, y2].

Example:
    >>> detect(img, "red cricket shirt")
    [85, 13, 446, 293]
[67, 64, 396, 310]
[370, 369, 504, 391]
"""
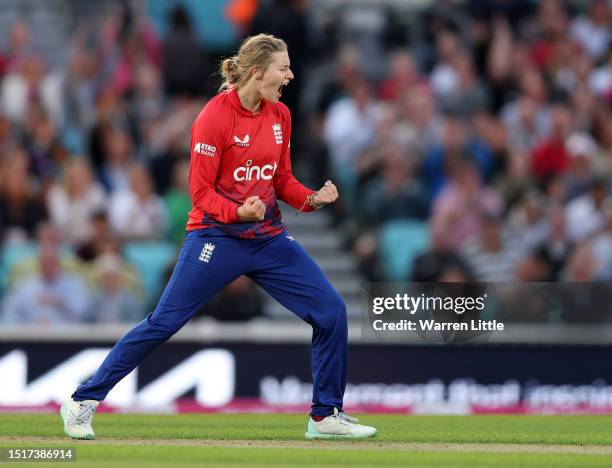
[186, 88, 315, 238]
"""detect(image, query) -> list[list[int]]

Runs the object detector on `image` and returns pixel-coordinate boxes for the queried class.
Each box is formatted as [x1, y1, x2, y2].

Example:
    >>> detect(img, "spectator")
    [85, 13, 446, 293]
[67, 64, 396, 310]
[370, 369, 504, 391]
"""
[430, 159, 503, 250]
[360, 146, 428, 226]
[430, 30, 463, 98]
[562, 131, 599, 201]
[570, 0, 610, 62]
[323, 77, 382, 211]
[88, 87, 130, 171]
[74, 211, 118, 262]
[515, 249, 554, 282]
[249, 0, 310, 118]
[425, 116, 495, 197]
[379, 49, 422, 101]
[565, 176, 608, 241]
[0, 152, 46, 244]
[47, 158, 108, 245]
[396, 85, 444, 157]
[200, 276, 263, 321]
[63, 49, 100, 135]
[163, 6, 208, 97]
[87, 253, 144, 323]
[1, 245, 89, 325]
[437, 51, 489, 117]
[0, 55, 64, 126]
[323, 77, 382, 177]
[97, 127, 134, 192]
[411, 222, 473, 282]
[507, 190, 549, 254]
[589, 46, 612, 103]
[530, 103, 574, 182]
[164, 159, 191, 245]
[8, 221, 84, 288]
[109, 163, 168, 240]
[561, 242, 598, 282]
[540, 203, 572, 279]
[501, 68, 551, 154]
[461, 212, 522, 282]
[2, 21, 33, 74]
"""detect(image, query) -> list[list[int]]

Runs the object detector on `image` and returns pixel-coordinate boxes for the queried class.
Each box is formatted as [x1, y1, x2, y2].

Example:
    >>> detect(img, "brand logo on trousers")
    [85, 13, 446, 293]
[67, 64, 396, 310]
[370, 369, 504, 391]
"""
[233, 160, 278, 181]
[199, 243, 215, 263]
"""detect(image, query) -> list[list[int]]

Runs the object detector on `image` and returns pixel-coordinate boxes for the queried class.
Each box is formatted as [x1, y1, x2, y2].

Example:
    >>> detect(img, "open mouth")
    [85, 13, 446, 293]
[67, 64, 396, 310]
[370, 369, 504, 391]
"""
[277, 82, 288, 97]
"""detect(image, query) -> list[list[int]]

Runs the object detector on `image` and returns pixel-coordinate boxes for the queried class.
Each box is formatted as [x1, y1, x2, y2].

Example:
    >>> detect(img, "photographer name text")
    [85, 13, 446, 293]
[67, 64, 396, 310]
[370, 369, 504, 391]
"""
[372, 319, 504, 331]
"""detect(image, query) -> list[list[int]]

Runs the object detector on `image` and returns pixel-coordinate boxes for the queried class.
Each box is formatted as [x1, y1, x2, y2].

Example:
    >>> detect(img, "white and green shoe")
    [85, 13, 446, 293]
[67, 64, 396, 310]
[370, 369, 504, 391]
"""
[305, 408, 377, 439]
[60, 398, 99, 440]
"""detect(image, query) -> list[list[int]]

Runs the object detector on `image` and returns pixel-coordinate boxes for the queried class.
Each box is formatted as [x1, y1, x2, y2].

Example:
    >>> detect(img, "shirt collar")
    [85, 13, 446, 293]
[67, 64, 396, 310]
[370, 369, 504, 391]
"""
[228, 88, 268, 117]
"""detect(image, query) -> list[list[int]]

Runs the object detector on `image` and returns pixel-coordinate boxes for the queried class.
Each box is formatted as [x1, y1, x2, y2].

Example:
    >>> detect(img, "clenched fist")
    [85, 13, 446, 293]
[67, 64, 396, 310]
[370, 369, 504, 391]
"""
[237, 196, 266, 221]
[311, 180, 339, 208]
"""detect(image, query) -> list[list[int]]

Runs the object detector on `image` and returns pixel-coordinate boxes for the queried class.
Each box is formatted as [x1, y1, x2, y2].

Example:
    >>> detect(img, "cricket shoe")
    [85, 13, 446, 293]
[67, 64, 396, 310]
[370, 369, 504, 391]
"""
[305, 407, 377, 439]
[60, 398, 99, 440]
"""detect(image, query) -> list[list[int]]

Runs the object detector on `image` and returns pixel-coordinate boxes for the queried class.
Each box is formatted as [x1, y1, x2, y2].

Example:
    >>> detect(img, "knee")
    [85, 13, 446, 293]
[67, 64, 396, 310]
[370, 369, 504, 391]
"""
[145, 310, 183, 337]
[314, 291, 347, 332]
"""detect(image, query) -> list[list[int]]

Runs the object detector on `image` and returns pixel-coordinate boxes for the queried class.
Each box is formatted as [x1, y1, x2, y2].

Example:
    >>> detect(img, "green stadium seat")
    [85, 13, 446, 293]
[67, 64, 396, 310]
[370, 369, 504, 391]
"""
[378, 220, 430, 281]
[123, 242, 178, 300]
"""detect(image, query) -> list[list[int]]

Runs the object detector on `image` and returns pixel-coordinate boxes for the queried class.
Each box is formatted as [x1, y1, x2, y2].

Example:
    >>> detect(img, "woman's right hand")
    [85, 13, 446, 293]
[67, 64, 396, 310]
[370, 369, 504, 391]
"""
[237, 196, 266, 221]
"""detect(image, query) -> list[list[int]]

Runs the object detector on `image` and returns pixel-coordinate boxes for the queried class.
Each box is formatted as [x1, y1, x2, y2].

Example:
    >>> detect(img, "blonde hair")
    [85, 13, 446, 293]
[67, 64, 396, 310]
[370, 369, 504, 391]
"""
[219, 34, 287, 92]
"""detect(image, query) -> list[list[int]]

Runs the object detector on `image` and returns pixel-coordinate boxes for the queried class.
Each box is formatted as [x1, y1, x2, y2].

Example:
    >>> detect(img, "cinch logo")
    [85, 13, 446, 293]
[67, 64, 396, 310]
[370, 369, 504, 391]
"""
[234, 134, 250, 147]
[233, 159, 278, 181]
[272, 123, 282, 145]
[193, 142, 216, 157]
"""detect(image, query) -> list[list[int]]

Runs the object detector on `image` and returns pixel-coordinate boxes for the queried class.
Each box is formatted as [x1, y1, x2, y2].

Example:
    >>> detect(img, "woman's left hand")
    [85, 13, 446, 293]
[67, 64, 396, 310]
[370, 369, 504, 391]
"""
[312, 180, 338, 207]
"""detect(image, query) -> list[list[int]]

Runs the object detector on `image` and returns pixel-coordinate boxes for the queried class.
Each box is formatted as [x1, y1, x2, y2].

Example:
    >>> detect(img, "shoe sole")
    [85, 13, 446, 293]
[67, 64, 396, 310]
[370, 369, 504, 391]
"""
[59, 405, 95, 440]
[304, 430, 377, 440]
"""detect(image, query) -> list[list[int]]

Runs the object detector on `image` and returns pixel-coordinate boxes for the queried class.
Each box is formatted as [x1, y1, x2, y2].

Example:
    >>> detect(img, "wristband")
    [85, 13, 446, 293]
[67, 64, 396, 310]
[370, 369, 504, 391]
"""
[296, 192, 322, 215]
[306, 192, 323, 210]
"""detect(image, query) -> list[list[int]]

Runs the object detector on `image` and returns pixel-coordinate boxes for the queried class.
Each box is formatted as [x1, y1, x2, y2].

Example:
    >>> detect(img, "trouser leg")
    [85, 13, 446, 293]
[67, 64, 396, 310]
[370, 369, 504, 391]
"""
[248, 233, 347, 417]
[73, 230, 248, 401]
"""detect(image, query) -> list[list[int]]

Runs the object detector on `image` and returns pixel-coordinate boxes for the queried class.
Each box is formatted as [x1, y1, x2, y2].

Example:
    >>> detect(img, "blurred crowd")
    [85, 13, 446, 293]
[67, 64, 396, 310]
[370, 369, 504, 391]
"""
[0, 0, 610, 325]
[305, 0, 612, 286]
[0, 0, 263, 325]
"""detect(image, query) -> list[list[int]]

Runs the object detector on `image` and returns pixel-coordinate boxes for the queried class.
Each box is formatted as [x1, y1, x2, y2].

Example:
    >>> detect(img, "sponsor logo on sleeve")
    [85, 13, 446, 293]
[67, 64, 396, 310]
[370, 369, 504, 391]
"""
[193, 142, 216, 157]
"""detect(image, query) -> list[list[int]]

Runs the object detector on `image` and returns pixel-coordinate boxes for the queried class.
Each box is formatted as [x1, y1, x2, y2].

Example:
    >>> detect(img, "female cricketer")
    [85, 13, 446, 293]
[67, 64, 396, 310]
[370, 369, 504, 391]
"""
[60, 34, 377, 440]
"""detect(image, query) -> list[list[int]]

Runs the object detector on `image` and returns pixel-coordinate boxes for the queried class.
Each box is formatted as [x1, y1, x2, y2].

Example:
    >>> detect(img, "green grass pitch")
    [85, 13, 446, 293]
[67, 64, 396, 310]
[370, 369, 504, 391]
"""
[1, 413, 611, 467]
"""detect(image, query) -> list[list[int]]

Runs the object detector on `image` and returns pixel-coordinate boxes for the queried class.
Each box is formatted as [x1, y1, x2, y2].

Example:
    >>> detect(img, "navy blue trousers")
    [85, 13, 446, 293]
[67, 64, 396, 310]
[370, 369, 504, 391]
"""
[72, 228, 347, 417]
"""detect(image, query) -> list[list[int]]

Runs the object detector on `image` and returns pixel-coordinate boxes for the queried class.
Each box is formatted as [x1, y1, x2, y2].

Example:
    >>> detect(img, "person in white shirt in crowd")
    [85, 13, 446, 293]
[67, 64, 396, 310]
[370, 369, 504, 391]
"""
[589, 46, 612, 100]
[47, 158, 108, 245]
[562, 132, 599, 202]
[1, 245, 89, 325]
[570, 0, 610, 62]
[323, 77, 382, 178]
[0, 54, 64, 127]
[565, 176, 608, 242]
[109, 162, 168, 240]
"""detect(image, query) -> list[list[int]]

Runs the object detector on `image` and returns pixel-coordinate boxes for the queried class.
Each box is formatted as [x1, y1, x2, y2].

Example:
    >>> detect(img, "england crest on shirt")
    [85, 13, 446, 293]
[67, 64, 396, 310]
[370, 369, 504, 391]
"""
[272, 123, 283, 145]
